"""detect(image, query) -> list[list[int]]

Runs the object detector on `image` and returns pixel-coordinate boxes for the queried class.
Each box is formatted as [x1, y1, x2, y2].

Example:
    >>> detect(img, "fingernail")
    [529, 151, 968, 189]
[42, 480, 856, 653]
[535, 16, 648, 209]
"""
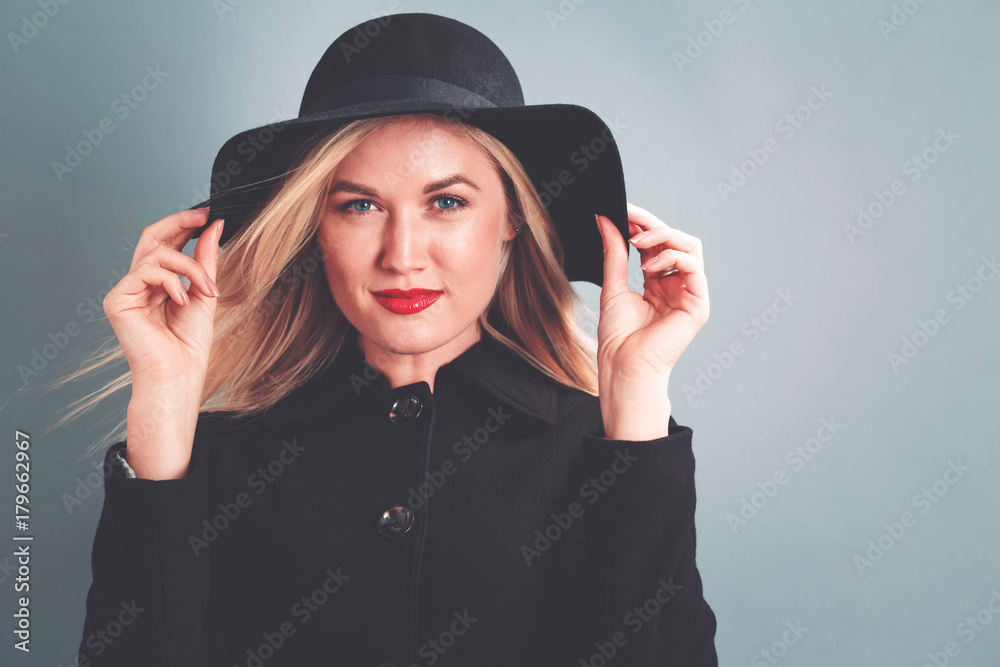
[216, 218, 225, 238]
[629, 231, 649, 245]
[207, 277, 221, 298]
[194, 206, 210, 213]
[179, 290, 190, 306]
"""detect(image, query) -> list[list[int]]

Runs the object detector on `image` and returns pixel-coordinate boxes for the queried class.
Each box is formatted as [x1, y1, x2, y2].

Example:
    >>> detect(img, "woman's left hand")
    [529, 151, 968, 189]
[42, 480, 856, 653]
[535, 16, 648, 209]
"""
[594, 202, 710, 439]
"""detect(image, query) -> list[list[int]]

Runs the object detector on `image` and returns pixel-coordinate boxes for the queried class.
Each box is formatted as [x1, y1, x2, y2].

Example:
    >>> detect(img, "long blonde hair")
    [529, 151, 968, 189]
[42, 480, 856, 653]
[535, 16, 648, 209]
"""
[45, 113, 599, 457]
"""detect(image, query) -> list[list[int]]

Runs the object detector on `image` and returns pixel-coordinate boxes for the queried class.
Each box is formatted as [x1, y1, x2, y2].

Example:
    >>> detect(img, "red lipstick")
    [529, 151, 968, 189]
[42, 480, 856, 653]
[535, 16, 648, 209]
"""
[372, 289, 443, 314]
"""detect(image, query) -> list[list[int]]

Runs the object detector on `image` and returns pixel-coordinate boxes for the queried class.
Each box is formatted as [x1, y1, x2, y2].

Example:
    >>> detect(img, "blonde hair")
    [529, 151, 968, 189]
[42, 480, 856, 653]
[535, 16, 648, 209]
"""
[43, 113, 599, 458]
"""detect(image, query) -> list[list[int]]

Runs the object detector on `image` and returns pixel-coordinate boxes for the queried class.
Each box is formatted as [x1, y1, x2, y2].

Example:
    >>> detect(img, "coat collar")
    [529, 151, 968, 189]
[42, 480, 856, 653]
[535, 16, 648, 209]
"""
[262, 333, 560, 427]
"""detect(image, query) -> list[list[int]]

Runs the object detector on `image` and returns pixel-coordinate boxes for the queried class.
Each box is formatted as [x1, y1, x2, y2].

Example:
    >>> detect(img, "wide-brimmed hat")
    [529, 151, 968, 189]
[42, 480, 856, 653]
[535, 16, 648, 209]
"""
[189, 12, 628, 286]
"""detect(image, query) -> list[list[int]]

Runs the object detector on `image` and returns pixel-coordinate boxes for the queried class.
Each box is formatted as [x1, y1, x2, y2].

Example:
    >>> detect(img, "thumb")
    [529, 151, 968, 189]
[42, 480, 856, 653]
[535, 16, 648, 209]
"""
[193, 218, 224, 297]
[596, 214, 630, 304]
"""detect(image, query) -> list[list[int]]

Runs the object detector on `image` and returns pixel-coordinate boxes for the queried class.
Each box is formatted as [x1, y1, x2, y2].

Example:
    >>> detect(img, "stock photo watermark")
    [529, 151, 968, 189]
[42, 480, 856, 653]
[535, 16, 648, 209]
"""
[415, 610, 478, 665]
[576, 577, 682, 665]
[60, 392, 190, 514]
[544, 0, 589, 31]
[13, 428, 33, 652]
[233, 566, 350, 667]
[716, 83, 834, 202]
[877, 0, 934, 41]
[332, 0, 419, 61]
[533, 117, 629, 210]
[750, 620, 810, 666]
[726, 416, 844, 534]
[7, 0, 74, 54]
[521, 448, 639, 566]
[74, 599, 145, 665]
[180, 106, 295, 210]
[672, 0, 756, 73]
[231, 242, 329, 341]
[51, 65, 169, 183]
[188, 439, 306, 556]
[843, 126, 960, 244]
[886, 253, 997, 372]
[852, 459, 970, 576]
[921, 588, 1000, 666]
[16, 266, 127, 385]
[682, 287, 799, 403]
[402, 405, 514, 512]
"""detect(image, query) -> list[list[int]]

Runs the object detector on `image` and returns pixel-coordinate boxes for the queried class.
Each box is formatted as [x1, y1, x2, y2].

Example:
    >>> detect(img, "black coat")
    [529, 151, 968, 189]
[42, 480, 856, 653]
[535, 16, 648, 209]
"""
[78, 333, 718, 666]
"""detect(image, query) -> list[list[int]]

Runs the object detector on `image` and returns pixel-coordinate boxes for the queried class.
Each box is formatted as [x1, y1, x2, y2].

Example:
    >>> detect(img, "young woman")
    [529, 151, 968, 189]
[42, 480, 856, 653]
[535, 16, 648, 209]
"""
[71, 12, 716, 666]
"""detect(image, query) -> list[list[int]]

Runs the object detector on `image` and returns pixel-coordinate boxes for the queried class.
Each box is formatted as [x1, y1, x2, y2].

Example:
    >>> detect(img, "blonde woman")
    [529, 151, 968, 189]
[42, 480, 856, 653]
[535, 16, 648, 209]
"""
[70, 13, 716, 666]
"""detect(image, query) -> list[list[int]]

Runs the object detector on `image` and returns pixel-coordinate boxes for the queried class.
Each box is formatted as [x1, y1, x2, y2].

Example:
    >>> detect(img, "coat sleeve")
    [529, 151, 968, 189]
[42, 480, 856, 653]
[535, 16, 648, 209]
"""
[580, 414, 718, 666]
[76, 414, 219, 667]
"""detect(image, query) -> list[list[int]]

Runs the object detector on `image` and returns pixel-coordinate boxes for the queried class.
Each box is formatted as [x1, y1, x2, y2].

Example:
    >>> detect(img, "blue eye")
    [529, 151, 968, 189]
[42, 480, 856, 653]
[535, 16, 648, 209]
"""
[351, 200, 373, 212]
[433, 194, 469, 212]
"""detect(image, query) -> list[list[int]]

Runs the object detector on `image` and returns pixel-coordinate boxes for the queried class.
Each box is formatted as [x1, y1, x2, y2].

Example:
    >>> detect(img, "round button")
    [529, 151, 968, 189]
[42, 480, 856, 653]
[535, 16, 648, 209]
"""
[378, 505, 415, 537]
[389, 394, 422, 424]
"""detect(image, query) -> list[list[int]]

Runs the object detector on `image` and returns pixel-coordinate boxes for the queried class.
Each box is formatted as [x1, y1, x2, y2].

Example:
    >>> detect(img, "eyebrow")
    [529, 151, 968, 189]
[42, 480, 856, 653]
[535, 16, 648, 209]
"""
[327, 175, 480, 197]
[422, 175, 480, 194]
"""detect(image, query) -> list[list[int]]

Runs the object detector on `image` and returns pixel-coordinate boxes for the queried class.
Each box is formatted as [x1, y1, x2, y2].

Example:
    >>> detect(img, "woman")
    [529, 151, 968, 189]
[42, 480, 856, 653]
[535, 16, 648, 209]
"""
[73, 12, 715, 666]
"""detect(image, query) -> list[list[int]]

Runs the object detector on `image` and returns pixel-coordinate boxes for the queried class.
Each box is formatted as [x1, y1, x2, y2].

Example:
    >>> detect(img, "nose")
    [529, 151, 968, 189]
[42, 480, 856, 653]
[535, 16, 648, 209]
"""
[378, 209, 428, 275]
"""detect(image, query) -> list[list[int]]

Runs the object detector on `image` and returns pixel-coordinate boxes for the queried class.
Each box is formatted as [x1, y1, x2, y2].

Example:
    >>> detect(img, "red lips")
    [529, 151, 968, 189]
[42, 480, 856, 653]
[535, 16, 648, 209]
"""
[371, 288, 443, 314]
[372, 289, 441, 298]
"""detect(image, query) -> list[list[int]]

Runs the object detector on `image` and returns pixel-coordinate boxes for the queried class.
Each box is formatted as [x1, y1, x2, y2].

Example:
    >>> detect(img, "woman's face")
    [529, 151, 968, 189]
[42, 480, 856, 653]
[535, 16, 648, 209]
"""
[317, 117, 516, 365]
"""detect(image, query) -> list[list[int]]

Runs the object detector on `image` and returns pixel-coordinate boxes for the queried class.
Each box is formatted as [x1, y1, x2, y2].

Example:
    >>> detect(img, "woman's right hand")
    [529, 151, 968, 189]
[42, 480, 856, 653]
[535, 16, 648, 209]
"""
[103, 208, 224, 387]
[103, 209, 225, 480]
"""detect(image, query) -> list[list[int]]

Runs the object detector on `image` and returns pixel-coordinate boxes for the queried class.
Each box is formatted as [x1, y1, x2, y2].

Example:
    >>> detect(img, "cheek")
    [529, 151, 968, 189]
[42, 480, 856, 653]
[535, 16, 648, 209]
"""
[440, 225, 506, 291]
[319, 226, 360, 271]
[317, 231, 362, 303]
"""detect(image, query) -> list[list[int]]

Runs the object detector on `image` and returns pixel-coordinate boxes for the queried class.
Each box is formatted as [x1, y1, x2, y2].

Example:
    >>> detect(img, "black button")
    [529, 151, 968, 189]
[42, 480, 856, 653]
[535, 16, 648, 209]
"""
[378, 505, 415, 537]
[389, 394, 422, 424]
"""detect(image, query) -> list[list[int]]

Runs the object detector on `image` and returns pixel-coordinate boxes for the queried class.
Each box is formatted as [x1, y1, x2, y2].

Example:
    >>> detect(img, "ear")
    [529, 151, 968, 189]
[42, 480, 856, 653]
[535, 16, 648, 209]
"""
[503, 214, 521, 242]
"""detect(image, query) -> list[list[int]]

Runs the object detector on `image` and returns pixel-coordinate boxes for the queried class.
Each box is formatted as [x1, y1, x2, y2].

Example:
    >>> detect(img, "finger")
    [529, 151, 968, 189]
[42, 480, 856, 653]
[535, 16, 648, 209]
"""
[596, 213, 630, 303]
[640, 249, 709, 300]
[629, 226, 704, 257]
[625, 203, 674, 266]
[626, 202, 669, 232]
[627, 220, 650, 259]
[192, 219, 224, 296]
[108, 264, 191, 310]
[141, 241, 221, 300]
[131, 208, 211, 271]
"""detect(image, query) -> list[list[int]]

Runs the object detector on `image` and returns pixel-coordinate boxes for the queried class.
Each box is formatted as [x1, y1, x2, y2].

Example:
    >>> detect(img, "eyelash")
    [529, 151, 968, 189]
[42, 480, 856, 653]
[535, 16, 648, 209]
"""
[337, 194, 470, 216]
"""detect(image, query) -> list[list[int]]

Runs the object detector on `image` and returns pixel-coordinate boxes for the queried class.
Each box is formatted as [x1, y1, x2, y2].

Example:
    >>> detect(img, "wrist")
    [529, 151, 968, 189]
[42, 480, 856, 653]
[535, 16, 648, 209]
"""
[598, 377, 672, 441]
[125, 386, 202, 481]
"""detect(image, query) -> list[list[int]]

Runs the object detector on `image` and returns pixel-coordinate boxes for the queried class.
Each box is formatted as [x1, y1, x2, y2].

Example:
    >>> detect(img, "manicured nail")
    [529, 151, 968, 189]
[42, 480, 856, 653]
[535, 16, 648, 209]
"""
[207, 277, 220, 298]
[629, 231, 649, 245]
[194, 206, 210, 213]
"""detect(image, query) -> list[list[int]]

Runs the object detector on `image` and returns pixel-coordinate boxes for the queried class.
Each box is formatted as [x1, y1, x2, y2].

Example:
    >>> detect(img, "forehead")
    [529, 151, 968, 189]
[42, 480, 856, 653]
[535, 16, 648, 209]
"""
[332, 116, 500, 184]
[335, 116, 493, 174]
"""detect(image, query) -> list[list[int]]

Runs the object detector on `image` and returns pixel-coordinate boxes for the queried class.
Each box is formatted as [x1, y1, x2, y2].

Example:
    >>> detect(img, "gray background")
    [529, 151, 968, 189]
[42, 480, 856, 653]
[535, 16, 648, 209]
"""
[2, 0, 998, 665]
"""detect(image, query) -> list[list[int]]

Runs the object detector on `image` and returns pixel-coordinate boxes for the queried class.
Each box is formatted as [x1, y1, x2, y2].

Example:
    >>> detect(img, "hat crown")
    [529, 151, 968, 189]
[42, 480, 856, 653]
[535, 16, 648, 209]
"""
[299, 13, 524, 117]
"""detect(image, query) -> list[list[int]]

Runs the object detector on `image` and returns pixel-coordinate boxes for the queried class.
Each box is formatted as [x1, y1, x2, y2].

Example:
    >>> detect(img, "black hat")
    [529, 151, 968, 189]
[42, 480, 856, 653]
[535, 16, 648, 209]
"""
[190, 12, 628, 286]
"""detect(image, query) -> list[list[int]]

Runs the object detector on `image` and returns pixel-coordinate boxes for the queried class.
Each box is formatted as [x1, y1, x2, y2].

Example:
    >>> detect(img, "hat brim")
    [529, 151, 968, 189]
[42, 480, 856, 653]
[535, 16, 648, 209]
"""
[190, 102, 627, 286]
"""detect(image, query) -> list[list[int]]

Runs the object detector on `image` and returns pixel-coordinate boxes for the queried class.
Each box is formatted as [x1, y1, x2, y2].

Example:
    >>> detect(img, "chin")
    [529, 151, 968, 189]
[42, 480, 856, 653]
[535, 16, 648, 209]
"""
[362, 328, 441, 356]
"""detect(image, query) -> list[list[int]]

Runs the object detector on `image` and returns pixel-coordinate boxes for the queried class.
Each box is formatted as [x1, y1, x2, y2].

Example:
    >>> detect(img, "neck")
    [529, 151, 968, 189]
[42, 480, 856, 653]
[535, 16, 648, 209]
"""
[357, 324, 482, 393]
